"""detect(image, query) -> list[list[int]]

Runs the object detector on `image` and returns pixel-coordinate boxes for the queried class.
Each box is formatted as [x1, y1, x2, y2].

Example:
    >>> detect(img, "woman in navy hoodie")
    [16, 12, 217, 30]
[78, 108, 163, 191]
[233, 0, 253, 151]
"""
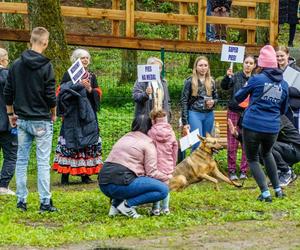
[235, 45, 289, 202]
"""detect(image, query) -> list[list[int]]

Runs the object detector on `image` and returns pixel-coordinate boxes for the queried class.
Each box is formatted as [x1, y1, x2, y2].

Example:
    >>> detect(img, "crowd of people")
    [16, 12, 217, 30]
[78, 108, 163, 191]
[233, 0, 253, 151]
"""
[0, 26, 300, 218]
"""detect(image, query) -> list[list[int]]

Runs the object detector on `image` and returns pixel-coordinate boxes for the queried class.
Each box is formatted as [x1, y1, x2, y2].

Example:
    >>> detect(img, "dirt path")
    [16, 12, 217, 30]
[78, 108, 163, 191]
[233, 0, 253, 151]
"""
[7, 220, 298, 250]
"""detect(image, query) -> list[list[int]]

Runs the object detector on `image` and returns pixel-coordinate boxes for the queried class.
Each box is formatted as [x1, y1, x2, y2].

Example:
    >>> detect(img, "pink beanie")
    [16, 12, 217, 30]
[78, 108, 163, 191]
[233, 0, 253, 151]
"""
[257, 45, 278, 68]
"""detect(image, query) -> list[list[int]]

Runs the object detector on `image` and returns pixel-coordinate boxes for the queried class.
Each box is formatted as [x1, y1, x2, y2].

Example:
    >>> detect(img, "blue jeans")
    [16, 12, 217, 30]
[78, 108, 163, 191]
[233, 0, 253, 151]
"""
[153, 193, 170, 210]
[100, 176, 169, 207]
[188, 110, 214, 150]
[16, 119, 53, 204]
[206, 0, 215, 40]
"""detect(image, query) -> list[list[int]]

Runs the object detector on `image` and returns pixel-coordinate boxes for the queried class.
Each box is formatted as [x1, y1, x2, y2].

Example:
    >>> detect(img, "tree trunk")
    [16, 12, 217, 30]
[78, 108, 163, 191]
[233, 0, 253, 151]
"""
[27, 0, 69, 82]
[118, 49, 137, 85]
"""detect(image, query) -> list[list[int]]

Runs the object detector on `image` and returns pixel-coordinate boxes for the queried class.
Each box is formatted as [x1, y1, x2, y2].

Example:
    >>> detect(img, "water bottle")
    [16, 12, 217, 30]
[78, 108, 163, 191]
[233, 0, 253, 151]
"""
[10, 127, 18, 136]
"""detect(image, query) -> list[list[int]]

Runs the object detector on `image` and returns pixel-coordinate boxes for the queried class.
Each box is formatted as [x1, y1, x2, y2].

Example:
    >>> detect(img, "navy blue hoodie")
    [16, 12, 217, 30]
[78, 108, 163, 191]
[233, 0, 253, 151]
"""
[235, 68, 289, 133]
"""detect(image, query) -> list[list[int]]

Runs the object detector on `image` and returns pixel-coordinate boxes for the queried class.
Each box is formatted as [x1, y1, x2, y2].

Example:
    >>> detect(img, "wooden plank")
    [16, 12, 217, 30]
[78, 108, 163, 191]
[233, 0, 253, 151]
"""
[0, 2, 27, 14]
[197, 0, 206, 42]
[112, 0, 120, 36]
[179, 2, 188, 40]
[269, 0, 279, 46]
[126, 0, 135, 37]
[247, 6, 256, 44]
[207, 16, 270, 28]
[0, 28, 262, 54]
[164, 0, 270, 4]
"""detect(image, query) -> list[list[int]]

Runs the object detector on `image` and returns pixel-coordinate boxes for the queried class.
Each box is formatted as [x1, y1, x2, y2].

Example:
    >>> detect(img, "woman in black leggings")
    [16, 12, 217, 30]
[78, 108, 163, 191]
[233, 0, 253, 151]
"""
[235, 45, 289, 202]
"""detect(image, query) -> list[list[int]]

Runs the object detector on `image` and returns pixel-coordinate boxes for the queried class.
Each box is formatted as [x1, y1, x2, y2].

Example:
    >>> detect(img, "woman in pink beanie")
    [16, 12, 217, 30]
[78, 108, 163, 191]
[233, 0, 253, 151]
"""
[235, 45, 289, 202]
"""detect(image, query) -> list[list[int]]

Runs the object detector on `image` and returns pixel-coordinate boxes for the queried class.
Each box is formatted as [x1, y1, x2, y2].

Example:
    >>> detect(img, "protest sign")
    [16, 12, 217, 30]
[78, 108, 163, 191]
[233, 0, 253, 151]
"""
[137, 64, 160, 83]
[221, 44, 245, 64]
[67, 58, 85, 84]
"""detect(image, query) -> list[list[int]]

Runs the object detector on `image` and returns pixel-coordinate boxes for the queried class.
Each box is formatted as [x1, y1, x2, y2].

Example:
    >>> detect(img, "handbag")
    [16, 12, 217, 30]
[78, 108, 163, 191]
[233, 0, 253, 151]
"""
[238, 85, 273, 127]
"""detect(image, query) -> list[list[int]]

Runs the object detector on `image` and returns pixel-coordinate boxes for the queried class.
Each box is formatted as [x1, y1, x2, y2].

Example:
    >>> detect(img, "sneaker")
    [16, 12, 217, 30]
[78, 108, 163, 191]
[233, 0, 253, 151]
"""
[150, 208, 160, 216]
[0, 187, 15, 195]
[290, 171, 297, 184]
[108, 205, 120, 217]
[229, 172, 238, 181]
[239, 172, 247, 180]
[279, 170, 292, 187]
[39, 199, 58, 213]
[208, 38, 218, 42]
[257, 194, 272, 203]
[17, 201, 27, 212]
[275, 190, 286, 199]
[117, 201, 141, 218]
[219, 39, 228, 43]
[161, 208, 170, 215]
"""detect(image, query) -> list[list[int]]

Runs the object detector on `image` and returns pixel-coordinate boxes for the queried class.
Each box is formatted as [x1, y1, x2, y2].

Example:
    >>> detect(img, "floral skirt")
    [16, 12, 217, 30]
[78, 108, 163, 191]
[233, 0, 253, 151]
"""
[53, 136, 103, 176]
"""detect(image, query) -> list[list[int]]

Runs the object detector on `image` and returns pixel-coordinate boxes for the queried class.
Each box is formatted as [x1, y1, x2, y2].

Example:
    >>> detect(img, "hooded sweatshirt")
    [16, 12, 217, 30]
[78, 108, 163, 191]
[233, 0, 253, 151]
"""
[4, 50, 56, 120]
[235, 68, 289, 134]
[147, 116, 178, 177]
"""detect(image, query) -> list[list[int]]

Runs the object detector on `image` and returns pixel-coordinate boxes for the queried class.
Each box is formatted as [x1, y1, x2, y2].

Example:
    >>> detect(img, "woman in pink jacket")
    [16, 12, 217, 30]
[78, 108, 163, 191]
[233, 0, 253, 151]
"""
[148, 109, 178, 215]
[98, 114, 170, 218]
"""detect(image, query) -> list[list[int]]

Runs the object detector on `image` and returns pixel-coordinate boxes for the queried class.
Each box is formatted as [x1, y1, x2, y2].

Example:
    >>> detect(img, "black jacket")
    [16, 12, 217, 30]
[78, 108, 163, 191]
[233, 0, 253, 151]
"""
[211, 0, 232, 12]
[57, 82, 99, 150]
[278, 115, 300, 146]
[221, 71, 250, 113]
[181, 77, 218, 125]
[3, 50, 56, 120]
[279, 0, 300, 24]
[0, 68, 9, 132]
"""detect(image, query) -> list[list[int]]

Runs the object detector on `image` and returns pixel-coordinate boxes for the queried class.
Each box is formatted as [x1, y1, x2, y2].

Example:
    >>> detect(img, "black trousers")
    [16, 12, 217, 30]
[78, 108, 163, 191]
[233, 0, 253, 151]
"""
[0, 131, 17, 188]
[272, 141, 300, 173]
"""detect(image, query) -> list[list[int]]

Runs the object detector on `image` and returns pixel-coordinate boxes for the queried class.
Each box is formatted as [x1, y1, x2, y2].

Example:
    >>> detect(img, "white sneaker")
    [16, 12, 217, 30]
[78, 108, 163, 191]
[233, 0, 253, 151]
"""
[0, 187, 15, 195]
[108, 205, 120, 217]
[117, 201, 141, 218]
[161, 208, 170, 215]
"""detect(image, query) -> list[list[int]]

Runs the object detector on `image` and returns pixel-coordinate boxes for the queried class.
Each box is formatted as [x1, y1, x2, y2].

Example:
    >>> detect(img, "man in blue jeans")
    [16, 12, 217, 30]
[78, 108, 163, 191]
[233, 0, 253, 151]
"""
[4, 27, 57, 212]
[207, 0, 216, 42]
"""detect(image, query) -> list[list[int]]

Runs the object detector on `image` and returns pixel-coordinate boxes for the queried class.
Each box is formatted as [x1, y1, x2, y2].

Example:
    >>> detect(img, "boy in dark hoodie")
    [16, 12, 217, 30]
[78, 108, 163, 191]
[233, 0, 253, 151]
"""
[0, 48, 17, 196]
[4, 27, 57, 212]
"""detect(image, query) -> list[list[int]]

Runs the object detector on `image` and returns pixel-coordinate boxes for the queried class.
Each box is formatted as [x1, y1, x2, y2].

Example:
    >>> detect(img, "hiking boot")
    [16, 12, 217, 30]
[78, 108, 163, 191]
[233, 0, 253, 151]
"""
[0, 187, 15, 195]
[150, 208, 160, 216]
[39, 199, 58, 213]
[279, 170, 292, 187]
[229, 172, 238, 181]
[17, 201, 27, 212]
[117, 201, 141, 218]
[81, 175, 93, 184]
[275, 190, 286, 199]
[239, 172, 248, 180]
[257, 194, 272, 203]
[108, 205, 120, 217]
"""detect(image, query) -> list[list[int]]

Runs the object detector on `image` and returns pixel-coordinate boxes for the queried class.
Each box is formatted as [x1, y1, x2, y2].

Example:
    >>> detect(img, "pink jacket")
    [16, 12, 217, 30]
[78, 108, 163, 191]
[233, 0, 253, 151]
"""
[105, 131, 170, 182]
[147, 117, 178, 176]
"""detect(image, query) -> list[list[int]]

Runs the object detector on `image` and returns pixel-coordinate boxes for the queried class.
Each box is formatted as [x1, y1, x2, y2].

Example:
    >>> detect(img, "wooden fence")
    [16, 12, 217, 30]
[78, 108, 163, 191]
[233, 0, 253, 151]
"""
[0, 0, 278, 53]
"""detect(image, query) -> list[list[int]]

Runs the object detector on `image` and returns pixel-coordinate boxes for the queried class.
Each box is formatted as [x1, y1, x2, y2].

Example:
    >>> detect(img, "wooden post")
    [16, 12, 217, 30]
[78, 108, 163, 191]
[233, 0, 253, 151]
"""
[112, 0, 120, 36]
[246, 5, 256, 45]
[269, 0, 279, 46]
[126, 0, 134, 37]
[179, 2, 188, 40]
[197, 0, 206, 42]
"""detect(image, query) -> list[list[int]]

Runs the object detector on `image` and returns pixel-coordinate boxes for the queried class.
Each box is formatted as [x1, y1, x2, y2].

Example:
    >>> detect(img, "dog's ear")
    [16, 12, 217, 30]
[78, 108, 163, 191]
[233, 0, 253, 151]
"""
[206, 132, 212, 138]
[197, 134, 205, 142]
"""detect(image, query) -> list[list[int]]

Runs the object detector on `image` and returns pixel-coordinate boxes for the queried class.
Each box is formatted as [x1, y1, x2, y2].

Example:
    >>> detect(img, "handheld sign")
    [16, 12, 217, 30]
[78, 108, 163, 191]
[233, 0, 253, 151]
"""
[221, 44, 245, 64]
[283, 66, 300, 91]
[68, 58, 85, 84]
[137, 64, 160, 83]
[179, 129, 200, 152]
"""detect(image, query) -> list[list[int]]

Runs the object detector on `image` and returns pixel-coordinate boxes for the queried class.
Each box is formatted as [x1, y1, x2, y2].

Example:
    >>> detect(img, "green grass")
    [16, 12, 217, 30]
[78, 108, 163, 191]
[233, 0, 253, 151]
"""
[1, 104, 300, 247]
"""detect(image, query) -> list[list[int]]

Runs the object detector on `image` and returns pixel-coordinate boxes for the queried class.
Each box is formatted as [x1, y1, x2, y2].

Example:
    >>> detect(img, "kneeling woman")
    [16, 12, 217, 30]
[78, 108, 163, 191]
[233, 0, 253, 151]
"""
[98, 115, 170, 218]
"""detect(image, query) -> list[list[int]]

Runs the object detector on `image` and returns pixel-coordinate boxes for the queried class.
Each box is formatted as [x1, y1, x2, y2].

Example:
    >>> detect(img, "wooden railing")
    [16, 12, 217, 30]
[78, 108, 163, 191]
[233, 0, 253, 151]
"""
[0, 0, 278, 53]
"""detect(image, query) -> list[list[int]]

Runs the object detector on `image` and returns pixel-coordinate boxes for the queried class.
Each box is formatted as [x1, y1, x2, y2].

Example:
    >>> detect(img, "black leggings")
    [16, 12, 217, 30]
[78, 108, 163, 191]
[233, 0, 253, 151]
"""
[242, 128, 279, 192]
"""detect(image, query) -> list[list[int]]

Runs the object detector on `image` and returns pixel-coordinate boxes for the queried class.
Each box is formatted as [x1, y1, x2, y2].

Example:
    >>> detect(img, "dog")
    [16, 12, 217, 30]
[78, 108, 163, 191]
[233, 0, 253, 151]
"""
[169, 133, 242, 191]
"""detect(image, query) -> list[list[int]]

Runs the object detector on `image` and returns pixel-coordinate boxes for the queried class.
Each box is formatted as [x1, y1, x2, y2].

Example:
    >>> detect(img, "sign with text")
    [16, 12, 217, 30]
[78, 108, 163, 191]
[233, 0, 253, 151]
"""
[179, 129, 200, 152]
[67, 58, 85, 84]
[283, 66, 300, 91]
[137, 64, 160, 83]
[221, 44, 245, 63]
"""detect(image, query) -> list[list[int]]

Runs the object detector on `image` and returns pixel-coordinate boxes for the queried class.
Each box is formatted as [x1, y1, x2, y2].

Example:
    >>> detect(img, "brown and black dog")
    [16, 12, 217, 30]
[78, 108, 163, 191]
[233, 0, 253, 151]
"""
[169, 134, 242, 191]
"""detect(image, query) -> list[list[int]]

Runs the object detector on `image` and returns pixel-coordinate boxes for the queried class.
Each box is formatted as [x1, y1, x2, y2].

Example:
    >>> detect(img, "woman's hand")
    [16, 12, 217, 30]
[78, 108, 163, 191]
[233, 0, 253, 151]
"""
[206, 99, 215, 109]
[182, 124, 190, 136]
[227, 68, 233, 77]
[228, 118, 239, 138]
[146, 86, 152, 96]
[81, 79, 92, 93]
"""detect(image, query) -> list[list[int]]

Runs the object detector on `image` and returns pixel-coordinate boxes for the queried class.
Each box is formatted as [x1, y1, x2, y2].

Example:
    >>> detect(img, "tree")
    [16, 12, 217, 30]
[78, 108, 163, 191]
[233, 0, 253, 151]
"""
[27, 0, 69, 81]
[118, 49, 138, 84]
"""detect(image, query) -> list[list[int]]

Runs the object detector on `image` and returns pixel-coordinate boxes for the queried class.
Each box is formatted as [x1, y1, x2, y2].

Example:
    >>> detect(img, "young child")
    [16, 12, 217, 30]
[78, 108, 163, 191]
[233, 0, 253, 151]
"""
[211, 0, 232, 42]
[148, 109, 178, 215]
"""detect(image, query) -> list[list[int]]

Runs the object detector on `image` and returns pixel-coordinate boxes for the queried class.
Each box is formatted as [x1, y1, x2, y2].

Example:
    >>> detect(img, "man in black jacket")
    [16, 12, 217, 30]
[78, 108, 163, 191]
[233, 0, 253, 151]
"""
[4, 27, 57, 212]
[0, 48, 17, 196]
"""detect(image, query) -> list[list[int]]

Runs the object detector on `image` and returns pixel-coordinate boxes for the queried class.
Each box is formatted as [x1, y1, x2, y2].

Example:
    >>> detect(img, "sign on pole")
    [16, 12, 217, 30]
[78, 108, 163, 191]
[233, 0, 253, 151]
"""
[68, 58, 85, 84]
[137, 64, 160, 83]
[221, 44, 246, 63]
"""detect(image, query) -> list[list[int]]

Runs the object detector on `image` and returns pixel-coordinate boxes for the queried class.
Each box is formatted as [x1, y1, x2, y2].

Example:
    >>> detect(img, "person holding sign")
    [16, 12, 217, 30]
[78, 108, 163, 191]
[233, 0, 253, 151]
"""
[133, 57, 171, 122]
[53, 49, 103, 185]
[221, 55, 256, 181]
[235, 45, 289, 202]
[276, 46, 300, 132]
[181, 56, 218, 151]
